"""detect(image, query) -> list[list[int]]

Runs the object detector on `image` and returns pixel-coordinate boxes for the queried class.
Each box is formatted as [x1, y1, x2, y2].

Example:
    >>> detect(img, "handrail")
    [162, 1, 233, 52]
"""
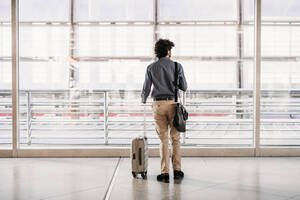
[1, 89, 300, 145]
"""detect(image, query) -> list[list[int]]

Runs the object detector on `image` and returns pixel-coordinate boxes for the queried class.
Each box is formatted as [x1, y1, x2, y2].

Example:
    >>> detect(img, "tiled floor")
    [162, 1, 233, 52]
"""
[0, 158, 118, 200]
[1, 157, 300, 200]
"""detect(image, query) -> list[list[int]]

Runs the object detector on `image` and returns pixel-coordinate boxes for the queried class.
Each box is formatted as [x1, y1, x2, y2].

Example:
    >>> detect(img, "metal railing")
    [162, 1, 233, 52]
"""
[1, 89, 300, 146]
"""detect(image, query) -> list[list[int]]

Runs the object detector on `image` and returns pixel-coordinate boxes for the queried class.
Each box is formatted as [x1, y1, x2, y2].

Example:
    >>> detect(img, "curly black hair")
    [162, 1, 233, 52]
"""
[154, 39, 175, 59]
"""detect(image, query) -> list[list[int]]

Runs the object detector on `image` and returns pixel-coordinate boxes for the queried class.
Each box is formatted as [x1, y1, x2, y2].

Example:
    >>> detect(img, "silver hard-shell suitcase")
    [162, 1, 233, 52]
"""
[131, 106, 148, 179]
[131, 136, 148, 179]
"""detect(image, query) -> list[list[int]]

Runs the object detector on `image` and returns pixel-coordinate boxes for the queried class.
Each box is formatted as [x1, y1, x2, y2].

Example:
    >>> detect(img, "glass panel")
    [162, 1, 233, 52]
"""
[20, 0, 69, 22]
[0, 26, 11, 57]
[107, 90, 158, 145]
[75, 25, 153, 57]
[243, 26, 254, 57]
[181, 61, 254, 146]
[159, 0, 237, 21]
[75, 60, 157, 145]
[0, 62, 12, 149]
[242, 61, 300, 89]
[245, 0, 300, 21]
[262, 26, 300, 57]
[261, 0, 300, 146]
[17, 0, 256, 147]
[19, 61, 69, 90]
[74, 0, 154, 22]
[184, 89, 253, 146]
[159, 26, 237, 57]
[19, 1, 106, 148]
[178, 61, 237, 89]
[243, 61, 254, 89]
[156, 2, 254, 147]
[20, 26, 69, 57]
[77, 60, 148, 89]
[177, 60, 254, 146]
[19, 1, 155, 147]
[244, 26, 300, 57]
[0, 0, 10, 21]
[0, 1, 11, 149]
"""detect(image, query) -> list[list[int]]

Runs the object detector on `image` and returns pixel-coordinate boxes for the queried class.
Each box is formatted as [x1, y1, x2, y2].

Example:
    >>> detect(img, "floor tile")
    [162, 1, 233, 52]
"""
[0, 158, 118, 200]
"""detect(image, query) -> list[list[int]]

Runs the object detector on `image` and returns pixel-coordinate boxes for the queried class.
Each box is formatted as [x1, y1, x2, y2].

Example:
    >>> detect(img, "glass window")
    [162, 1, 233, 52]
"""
[159, 26, 237, 57]
[0, 1, 10, 22]
[178, 60, 237, 89]
[19, 0, 76, 148]
[15, 0, 257, 148]
[159, 0, 237, 21]
[242, 61, 254, 89]
[245, 0, 300, 21]
[75, 25, 153, 57]
[0, 62, 11, 86]
[262, 26, 300, 57]
[261, 62, 300, 89]
[244, 0, 254, 21]
[19, 26, 69, 57]
[0, 1, 11, 149]
[0, 26, 11, 57]
[77, 60, 149, 89]
[20, 0, 69, 22]
[156, 1, 254, 147]
[261, 0, 300, 146]
[243, 26, 254, 57]
[243, 61, 300, 89]
[19, 61, 69, 89]
[243, 26, 300, 57]
[74, 0, 154, 22]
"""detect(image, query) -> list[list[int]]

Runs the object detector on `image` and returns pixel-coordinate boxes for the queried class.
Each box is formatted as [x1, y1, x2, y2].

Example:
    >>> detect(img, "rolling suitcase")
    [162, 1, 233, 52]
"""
[131, 106, 148, 179]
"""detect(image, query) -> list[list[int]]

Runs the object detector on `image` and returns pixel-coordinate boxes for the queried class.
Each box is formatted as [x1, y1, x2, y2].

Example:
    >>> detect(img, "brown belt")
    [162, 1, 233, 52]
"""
[154, 97, 174, 101]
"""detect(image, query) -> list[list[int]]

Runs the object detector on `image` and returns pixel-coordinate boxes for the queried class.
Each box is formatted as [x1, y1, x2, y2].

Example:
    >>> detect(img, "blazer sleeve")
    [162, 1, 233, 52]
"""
[178, 63, 187, 91]
[141, 66, 153, 102]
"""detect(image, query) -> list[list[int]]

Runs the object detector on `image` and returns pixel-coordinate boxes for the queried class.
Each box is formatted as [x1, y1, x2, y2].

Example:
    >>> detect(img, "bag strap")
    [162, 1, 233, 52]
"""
[174, 62, 179, 103]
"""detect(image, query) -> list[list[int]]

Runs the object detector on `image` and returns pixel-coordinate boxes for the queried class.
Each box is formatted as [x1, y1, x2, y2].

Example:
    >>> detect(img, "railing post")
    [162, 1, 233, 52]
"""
[104, 91, 109, 144]
[26, 91, 32, 145]
[232, 94, 237, 119]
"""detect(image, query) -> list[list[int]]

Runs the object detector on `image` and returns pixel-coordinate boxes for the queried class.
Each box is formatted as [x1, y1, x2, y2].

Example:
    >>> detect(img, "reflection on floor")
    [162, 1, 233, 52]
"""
[1, 157, 300, 200]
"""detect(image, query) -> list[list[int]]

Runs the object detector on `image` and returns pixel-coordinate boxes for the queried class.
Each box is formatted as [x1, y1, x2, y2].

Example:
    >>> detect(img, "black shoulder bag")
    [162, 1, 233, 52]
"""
[173, 62, 188, 132]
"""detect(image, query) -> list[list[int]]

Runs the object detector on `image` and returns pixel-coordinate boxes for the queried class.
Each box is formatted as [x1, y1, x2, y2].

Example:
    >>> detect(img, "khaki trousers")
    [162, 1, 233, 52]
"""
[152, 100, 181, 173]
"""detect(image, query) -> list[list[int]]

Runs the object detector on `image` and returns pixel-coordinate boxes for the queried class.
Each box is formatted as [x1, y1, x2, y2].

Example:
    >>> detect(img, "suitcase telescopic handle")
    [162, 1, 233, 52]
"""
[143, 104, 146, 137]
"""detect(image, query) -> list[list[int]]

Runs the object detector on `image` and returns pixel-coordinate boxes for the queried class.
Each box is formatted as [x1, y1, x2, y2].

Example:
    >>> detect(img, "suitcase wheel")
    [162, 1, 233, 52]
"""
[132, 172, 137, 178]
[141, 172, 147, 179]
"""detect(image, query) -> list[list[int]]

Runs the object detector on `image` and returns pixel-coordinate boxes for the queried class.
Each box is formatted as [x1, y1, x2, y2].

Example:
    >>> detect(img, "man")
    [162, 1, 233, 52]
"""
[141, 39, 187, 183]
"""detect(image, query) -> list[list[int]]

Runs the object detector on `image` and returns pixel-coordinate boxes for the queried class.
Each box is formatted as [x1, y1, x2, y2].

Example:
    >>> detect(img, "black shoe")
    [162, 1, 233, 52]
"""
[174, 170, 184, 180]
[157, 173, 169, 183]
